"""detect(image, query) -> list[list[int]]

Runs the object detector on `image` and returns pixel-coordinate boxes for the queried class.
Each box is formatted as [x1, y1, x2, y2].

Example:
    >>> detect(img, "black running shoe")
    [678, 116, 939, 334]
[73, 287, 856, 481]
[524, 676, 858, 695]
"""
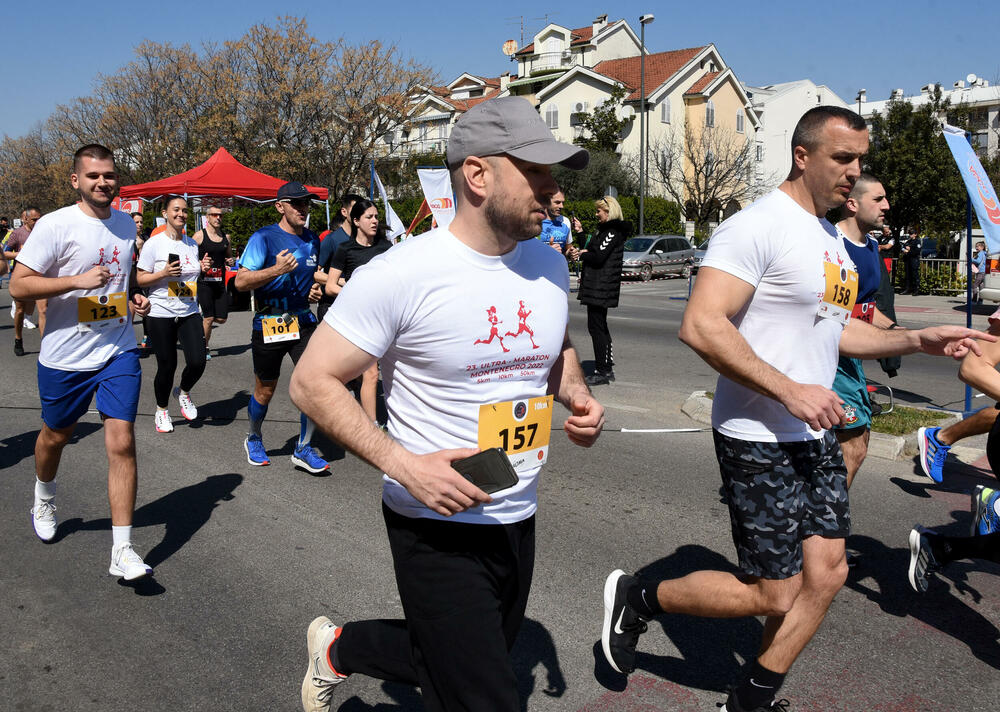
[13, 338, 24, 357]
[601, 569, 648, 674]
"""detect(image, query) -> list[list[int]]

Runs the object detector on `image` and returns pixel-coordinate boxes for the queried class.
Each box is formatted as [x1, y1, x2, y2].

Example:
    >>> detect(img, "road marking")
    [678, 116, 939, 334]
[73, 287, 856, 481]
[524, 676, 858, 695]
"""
[601, 402, 650, 413]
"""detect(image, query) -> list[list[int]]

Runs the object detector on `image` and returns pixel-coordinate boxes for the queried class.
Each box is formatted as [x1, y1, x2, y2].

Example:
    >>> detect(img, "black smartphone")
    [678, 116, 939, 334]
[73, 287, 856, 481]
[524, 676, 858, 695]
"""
[452, 447, 519, 495]
[167, 253, 180, 266]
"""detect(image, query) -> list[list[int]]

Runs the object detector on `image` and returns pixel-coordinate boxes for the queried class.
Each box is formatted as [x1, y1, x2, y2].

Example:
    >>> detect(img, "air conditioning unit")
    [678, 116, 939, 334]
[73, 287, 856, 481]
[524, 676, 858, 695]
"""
[574, 101, 589, 113]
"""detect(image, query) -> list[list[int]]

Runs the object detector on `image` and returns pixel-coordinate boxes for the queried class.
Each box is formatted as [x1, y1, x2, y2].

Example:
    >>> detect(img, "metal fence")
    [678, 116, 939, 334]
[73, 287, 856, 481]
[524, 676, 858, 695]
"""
[889, 257, 968, 295]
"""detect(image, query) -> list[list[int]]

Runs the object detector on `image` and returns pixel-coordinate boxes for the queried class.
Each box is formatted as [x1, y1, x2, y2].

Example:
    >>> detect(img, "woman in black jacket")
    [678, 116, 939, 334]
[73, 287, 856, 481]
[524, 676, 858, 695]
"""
[571, 195, 632, 385]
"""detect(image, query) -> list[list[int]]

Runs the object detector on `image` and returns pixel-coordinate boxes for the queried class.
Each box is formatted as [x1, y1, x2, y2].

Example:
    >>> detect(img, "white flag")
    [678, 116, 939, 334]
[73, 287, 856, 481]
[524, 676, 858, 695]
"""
[417, 168, 455, 229]
[373, 170, 406, 241]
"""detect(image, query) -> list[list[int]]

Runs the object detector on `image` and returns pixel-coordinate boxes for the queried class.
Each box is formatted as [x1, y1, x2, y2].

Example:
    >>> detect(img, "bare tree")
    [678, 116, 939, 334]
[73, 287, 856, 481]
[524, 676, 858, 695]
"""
[649, 126, 765, 228]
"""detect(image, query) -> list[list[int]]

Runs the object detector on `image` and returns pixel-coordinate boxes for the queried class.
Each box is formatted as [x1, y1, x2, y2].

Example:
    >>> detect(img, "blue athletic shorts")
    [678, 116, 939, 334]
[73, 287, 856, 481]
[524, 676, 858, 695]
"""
[38, 349, 141, 429]
[832, 355, 871, 431]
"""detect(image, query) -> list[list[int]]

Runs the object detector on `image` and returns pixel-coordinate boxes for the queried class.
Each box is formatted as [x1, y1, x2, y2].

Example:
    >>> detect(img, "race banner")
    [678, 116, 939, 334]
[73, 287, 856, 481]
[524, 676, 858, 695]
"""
[111, 197, 142, 214]
[417, 168, 455, 229]
[372, 169, 406, 242]
[942, 124, 1000, 253]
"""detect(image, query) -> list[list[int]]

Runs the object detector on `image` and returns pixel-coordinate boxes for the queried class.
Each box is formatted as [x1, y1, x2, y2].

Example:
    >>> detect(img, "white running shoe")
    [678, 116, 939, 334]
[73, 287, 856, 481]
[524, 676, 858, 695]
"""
[175, 387, 198, 421]
[301, 616, 347, 712]
[31, 499, 57, 542]
[23, 317, 36, 329]
[109, 543, 152, 580]
[154, 409, 174, 433]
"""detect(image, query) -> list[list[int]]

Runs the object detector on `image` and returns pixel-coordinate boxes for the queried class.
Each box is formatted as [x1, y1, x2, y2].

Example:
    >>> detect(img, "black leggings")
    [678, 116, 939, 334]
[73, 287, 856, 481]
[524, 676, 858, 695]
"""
[587, 304, 614, 372]
[146, 314, 206, 407]
[930, 531, 1000, 566]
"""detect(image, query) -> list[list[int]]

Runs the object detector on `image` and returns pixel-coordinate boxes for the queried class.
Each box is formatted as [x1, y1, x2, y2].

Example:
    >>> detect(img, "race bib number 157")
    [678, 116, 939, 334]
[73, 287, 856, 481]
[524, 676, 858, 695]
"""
[478, 395, 553, 473]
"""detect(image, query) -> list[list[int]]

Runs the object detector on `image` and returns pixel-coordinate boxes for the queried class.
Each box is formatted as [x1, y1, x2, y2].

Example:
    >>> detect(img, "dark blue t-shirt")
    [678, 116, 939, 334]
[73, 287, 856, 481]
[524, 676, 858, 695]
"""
[238, 223, 320, 328]
[841, 231, 880, 322]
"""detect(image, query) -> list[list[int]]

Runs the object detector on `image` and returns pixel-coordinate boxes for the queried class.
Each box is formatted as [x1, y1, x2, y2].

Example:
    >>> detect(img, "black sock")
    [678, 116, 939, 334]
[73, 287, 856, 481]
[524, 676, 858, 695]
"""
[626, 578, 663, 618]
[730, 659, 785, 711]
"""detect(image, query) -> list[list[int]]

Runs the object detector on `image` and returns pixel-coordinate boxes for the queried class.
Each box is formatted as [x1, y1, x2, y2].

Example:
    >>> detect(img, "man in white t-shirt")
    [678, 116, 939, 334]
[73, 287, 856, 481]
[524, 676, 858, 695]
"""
[600, 107, 992, 712]
[291, 96, 605, 712]
[10, 143, 154, 582]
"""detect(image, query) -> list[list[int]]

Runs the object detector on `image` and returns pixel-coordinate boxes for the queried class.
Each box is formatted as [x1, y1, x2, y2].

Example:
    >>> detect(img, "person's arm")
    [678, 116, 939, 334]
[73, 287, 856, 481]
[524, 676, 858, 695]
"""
[959, 322, 1000, 401]
[324, 267, 345, 297]
[128, 261, 151, 317]
[678, 266, 846, 431]
[870, 305, 897, 330]
[546, 328, 605, 447]
[233, 249, 297, 292]
[136, 257, 182, 287]
[10, 261, 113, 300]
[289, 324, 491, 516]
[839, 317, 994, 359]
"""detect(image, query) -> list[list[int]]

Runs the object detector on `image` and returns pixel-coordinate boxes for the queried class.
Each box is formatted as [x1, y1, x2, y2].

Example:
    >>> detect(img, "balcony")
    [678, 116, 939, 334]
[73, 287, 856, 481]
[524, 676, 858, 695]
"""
[527, 51, 575, 76]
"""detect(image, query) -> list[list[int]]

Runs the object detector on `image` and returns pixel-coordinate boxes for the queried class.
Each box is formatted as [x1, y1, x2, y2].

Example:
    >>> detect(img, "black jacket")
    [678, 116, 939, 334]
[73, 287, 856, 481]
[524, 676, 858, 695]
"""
[577, 219, 632, 308]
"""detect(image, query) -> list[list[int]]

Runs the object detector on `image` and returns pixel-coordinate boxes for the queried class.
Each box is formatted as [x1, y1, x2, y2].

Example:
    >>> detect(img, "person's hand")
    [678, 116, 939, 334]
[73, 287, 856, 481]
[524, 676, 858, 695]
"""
[571, 217, 583, 234]
[779, 382, 845, 431]
[75, 265, 111, 290]
[200, 254, 213, 273]
[162, 260, 182, 278]
[130, 293, 151, 317]
[567, 246, 580, 261]
[917, 326, 997, 359]
[564, 392, 605, 447]
[308, 282, 323, 303]
[395, 448, 492, 516]
[549, 242, 563, 252]
[275, 249, 298, 274]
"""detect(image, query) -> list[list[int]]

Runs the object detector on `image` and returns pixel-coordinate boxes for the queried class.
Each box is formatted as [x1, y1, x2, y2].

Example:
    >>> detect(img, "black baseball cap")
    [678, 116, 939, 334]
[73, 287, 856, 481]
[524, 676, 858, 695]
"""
[277, 181, 318, 202]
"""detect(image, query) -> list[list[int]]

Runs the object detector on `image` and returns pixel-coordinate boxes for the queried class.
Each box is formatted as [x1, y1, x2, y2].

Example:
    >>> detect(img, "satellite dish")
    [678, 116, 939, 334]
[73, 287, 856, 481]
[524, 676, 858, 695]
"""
[967, 73, 978, 85]
[616, 105, 636, 121]
[502, 39, 518, 57]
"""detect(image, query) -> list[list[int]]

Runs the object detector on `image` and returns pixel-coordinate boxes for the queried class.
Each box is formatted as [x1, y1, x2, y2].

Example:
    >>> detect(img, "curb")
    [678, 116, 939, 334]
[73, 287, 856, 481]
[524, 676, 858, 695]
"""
[681, 392, 980, 463]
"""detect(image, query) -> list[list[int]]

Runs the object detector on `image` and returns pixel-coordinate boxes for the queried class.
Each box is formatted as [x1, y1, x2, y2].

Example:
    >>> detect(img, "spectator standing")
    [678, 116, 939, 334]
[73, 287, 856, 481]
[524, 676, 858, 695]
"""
[973, 240, 987, 304]
[571, 196, 631, 386]
[900, 229, 922, 295]
[540, 189, 572, 255]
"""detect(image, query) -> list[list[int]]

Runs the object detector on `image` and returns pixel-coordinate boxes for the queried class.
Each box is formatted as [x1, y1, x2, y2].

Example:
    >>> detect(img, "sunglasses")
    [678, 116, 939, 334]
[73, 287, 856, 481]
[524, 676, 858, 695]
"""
[280, 199, 311, 209]
[207, 213, 224, 218]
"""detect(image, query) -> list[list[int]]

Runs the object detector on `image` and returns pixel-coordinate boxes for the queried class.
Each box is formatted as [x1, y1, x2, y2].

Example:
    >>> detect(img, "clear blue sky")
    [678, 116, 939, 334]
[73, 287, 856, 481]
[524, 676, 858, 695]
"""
[3, 0, 999, 138]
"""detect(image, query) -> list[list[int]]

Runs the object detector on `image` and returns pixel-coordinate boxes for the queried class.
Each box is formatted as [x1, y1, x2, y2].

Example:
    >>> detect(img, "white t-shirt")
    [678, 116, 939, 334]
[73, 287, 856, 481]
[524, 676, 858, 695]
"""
[137, 233, 201, 318]
[700, 189, 856, 442]
[16, 205, 138, 371]
[326, 227, 570, 524]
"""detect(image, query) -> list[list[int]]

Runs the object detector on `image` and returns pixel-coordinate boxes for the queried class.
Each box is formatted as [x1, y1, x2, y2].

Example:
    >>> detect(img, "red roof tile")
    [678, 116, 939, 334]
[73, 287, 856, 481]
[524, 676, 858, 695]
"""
[684, 71, 720, 96]
[594, 46, 707, 101]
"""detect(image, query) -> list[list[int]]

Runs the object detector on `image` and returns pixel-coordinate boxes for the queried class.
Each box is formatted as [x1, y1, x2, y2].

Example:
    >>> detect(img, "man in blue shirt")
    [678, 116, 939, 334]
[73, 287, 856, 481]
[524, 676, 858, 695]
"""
[539, 189, 571, 255]
[235, 181, 327, 472]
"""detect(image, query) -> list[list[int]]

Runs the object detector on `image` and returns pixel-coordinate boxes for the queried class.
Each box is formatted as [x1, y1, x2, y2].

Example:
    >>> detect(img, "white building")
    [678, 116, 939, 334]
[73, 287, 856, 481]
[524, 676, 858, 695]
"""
[744, 79, 849, 189]
[859, 75, 1000, 157]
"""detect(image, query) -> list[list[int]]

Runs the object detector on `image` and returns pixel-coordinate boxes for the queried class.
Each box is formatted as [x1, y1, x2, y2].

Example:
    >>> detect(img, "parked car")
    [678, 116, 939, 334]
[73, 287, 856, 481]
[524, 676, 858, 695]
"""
[692, 240, 709, 273]
[920, 237, 939, 259]
[621, 235, 695, 281]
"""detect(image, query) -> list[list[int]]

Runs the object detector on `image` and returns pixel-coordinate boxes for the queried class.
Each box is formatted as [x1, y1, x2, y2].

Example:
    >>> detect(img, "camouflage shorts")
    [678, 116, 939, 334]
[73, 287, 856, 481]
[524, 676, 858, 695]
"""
[713, 430, 850, 580]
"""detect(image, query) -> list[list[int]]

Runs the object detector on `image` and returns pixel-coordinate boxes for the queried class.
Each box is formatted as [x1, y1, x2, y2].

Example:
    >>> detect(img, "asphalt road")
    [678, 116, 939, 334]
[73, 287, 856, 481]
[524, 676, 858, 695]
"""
[2, 277, 999, 712]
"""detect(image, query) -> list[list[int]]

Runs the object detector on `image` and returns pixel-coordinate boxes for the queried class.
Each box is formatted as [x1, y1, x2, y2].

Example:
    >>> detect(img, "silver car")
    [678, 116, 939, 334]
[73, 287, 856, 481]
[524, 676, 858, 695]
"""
[621, 235, 695, 281]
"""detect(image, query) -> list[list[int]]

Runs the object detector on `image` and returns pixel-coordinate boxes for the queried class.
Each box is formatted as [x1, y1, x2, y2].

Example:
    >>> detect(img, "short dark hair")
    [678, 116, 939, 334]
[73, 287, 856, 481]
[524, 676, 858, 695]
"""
[341, 193, 365, 210]
[73, 143, 116, 171]
[849, 172, 881, 199]
[790, 106, 867, 156]
[130, 212, 143, 219]
[23, 206, 42, 217]
[348, 198, 377, 239]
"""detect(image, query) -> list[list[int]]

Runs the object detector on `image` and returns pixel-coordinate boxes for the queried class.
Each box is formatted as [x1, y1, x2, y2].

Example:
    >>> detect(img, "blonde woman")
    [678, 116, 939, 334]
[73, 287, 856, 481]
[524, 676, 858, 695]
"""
[571, 196, 632, 385]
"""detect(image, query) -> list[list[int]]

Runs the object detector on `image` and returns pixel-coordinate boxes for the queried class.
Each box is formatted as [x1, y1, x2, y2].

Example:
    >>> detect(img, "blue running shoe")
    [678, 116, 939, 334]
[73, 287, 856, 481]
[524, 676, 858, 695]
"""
[918, 426, 949, 483]
[244, 435, 270, 466]
[292, 444, 329, 473]
[971, 485, 1000, 535]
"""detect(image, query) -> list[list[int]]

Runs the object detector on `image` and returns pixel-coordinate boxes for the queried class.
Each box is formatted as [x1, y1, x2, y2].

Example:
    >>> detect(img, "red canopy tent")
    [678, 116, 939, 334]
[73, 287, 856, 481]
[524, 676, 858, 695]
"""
[119, 147, 328, 202]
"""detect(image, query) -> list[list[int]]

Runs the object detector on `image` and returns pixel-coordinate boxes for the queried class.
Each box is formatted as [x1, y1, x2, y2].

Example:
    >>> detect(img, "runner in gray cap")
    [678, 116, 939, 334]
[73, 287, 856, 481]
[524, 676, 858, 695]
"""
[293, 95, 603, 711]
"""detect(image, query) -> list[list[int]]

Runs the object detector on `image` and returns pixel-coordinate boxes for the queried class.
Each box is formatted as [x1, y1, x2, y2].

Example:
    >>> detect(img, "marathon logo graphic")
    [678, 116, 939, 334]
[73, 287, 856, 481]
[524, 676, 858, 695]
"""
[513, 401, 527, 421]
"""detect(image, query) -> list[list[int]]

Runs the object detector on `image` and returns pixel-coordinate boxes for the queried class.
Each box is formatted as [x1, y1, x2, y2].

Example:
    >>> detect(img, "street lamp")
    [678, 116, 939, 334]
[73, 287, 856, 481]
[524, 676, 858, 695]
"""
[855, 88, 866, 116]
[639, 13, 654, 236]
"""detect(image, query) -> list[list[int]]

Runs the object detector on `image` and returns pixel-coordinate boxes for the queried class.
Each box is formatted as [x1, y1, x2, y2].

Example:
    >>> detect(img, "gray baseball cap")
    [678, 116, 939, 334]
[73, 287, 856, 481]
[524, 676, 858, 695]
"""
[446, 96, 589, 170]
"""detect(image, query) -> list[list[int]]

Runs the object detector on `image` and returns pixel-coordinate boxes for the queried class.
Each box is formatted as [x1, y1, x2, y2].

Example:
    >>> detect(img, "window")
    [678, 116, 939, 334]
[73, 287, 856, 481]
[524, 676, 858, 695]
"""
[660, 100, 671, 123]
[545, 103, 559, 129]
[705, 100, 715, 128]
[736, 110, 744, 133]
[437, 121, 447, 140]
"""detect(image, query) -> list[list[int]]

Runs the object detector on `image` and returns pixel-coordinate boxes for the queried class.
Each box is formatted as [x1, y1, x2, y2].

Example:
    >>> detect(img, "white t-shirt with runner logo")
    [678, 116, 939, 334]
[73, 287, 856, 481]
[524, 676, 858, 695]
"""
[700, 189, 857, 442]
[137, 232, 201, 318]
[326, 227, 570, 525]
[16, 205, 138, 371]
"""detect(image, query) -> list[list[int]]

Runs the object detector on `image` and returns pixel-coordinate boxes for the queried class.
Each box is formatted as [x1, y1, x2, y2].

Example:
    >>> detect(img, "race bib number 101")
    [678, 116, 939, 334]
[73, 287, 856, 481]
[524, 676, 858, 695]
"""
[478, 395, 553, 473]
[77, 292, 128, 333]
[261, 315, 300, 343]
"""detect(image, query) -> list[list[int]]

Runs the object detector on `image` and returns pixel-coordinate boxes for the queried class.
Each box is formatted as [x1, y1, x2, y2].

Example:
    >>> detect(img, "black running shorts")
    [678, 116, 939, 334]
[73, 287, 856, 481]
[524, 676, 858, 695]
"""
[250, 319, 316, 382]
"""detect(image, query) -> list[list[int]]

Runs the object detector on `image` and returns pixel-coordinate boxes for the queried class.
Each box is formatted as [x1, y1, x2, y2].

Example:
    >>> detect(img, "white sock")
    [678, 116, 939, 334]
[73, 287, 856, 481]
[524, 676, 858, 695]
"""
[112, 525, 132, 549]
[35, 477, 56, 501]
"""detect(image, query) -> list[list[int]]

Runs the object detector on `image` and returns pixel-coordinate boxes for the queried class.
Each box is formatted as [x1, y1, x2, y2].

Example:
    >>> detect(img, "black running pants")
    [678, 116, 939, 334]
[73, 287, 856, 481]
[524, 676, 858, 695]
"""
[146, 313, 206, 407]
[337, 503, 535, 712]
[587, 304, 614, 372]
